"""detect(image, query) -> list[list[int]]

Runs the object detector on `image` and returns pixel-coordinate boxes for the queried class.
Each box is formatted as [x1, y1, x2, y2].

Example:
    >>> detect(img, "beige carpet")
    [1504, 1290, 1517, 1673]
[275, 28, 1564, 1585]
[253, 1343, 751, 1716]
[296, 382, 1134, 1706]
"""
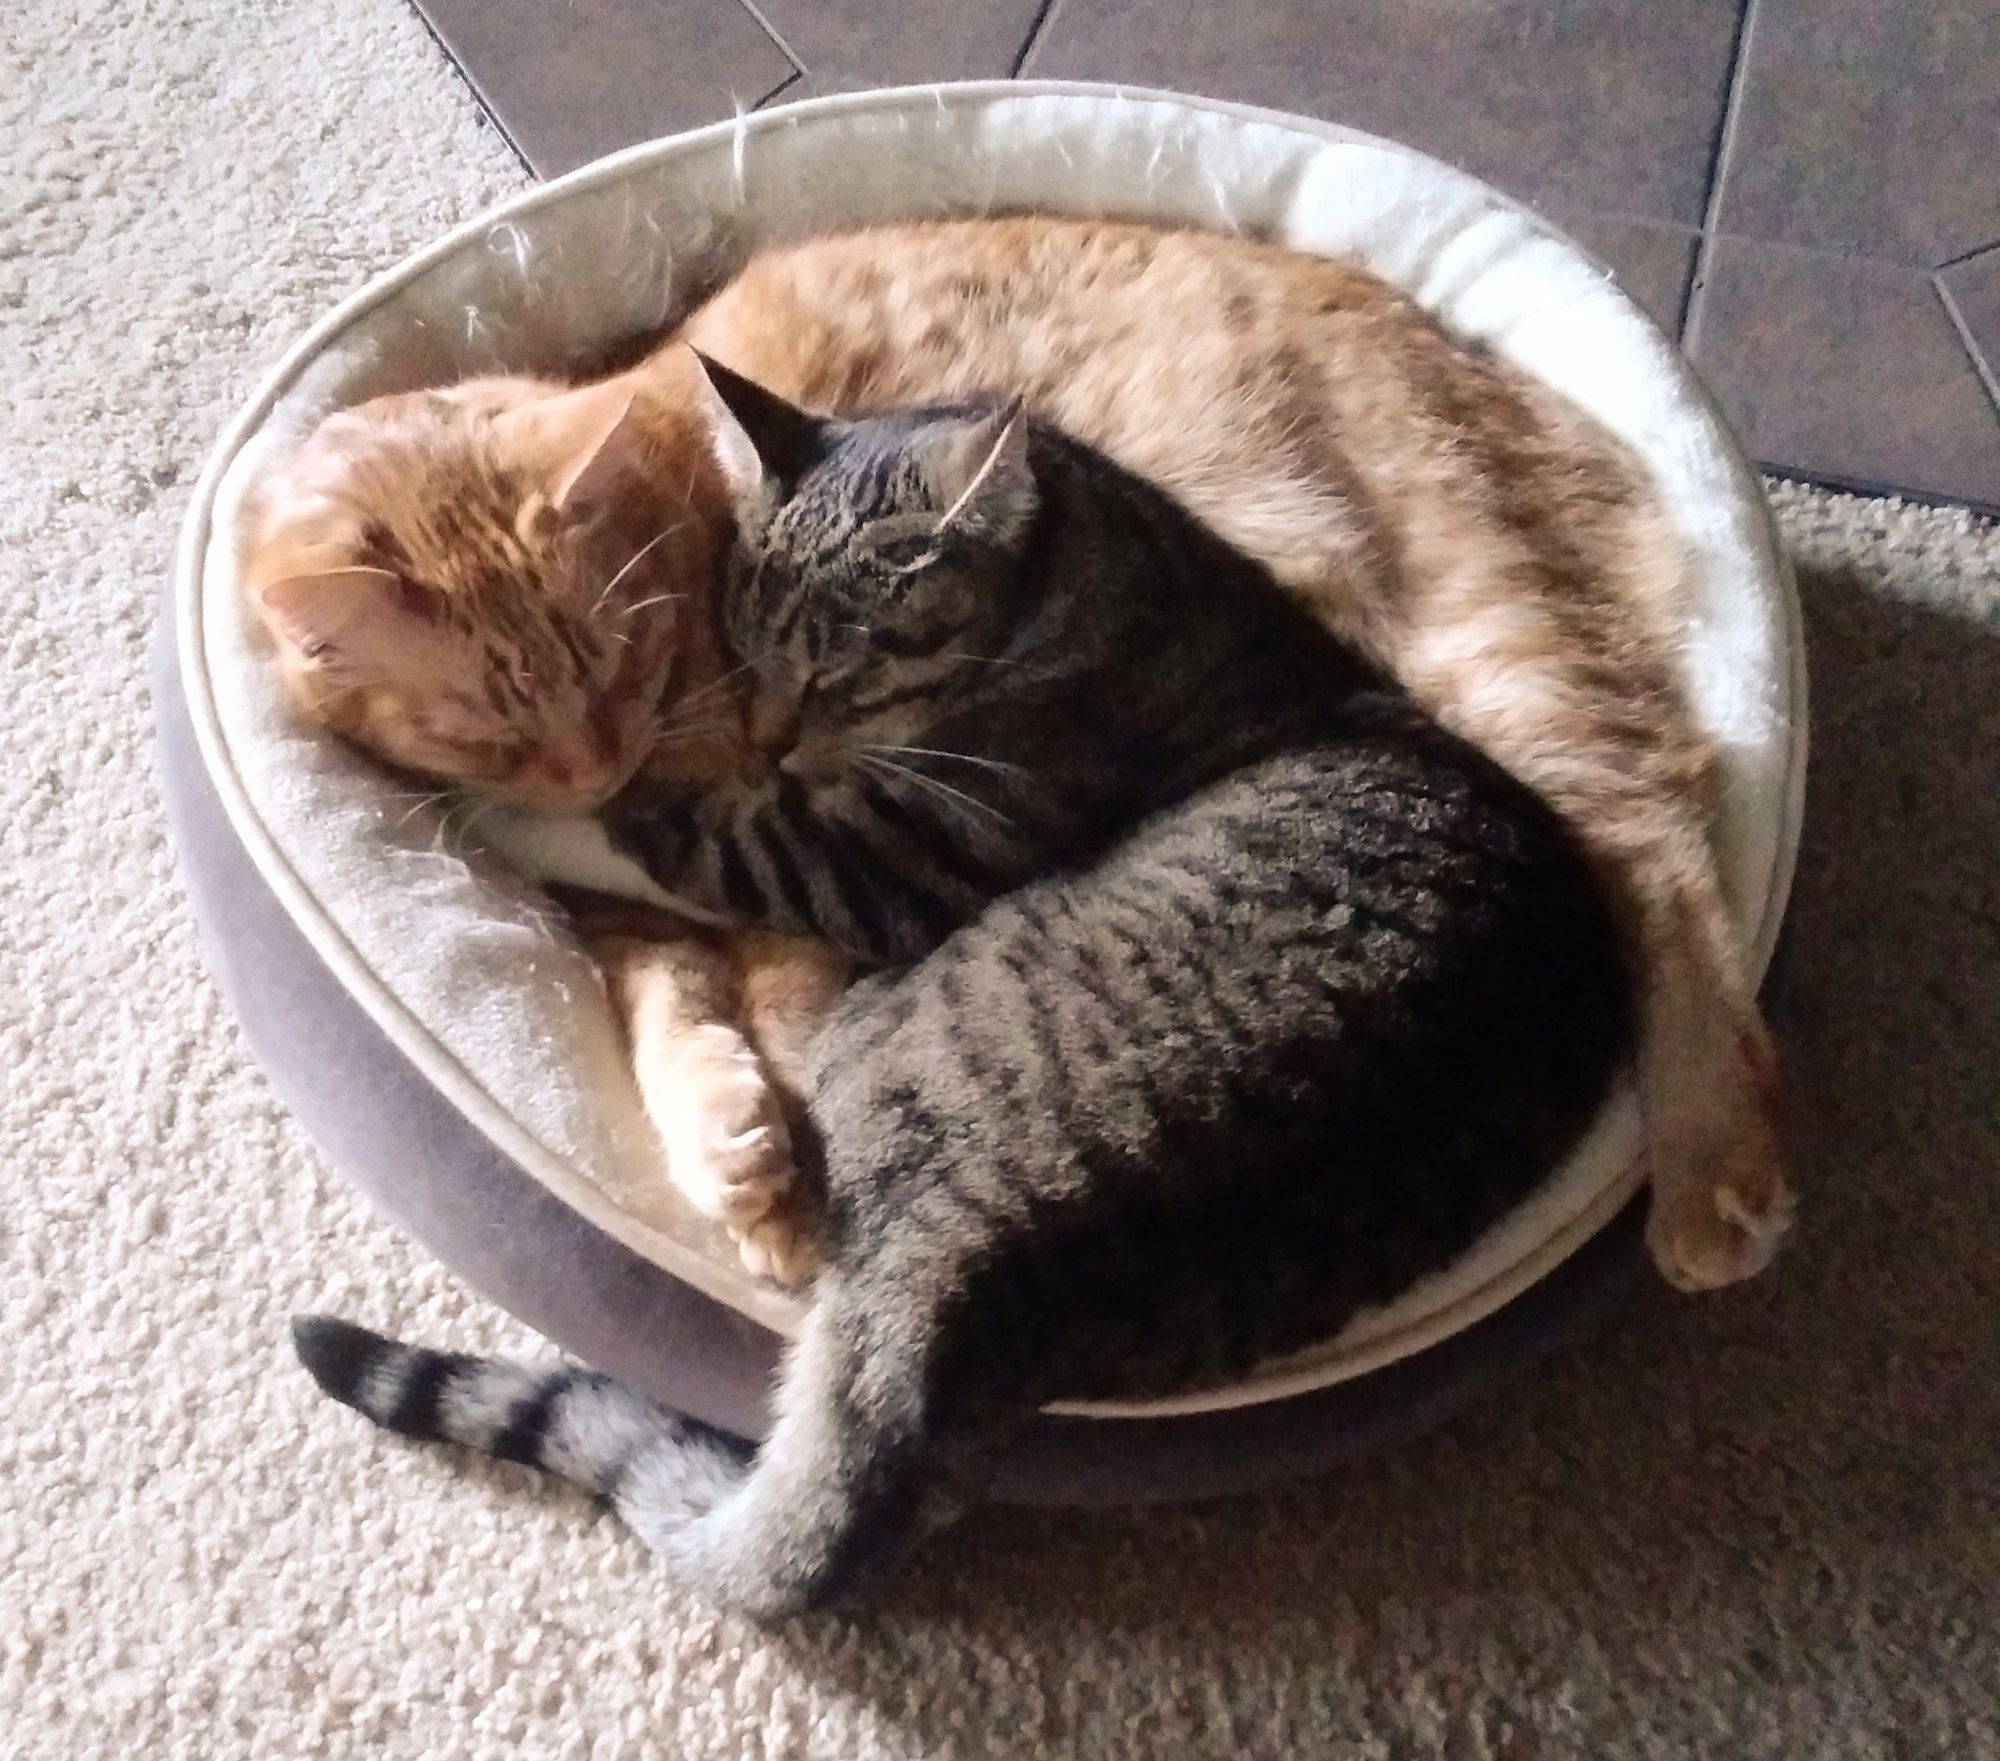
[4, 2, 1996, 1755]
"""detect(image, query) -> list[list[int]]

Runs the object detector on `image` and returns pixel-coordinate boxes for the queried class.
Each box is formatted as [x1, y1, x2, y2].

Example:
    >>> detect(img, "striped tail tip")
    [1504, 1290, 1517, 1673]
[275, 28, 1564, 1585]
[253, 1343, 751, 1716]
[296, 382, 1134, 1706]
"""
[290, 1316, 634, 1478]
[291, 1312, 478, 1444]
[292, 1314, 399, 1409]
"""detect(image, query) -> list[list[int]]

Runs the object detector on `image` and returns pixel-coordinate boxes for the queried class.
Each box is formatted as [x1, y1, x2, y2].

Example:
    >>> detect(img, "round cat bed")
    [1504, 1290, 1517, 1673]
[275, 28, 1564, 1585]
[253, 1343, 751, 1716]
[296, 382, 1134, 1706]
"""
[157, 81, 1806, 1505]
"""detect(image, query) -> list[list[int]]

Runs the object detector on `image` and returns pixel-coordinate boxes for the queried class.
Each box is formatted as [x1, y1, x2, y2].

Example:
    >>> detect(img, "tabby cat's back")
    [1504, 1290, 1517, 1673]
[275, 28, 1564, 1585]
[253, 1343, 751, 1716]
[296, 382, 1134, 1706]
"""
[678, 215, 1790, 1290]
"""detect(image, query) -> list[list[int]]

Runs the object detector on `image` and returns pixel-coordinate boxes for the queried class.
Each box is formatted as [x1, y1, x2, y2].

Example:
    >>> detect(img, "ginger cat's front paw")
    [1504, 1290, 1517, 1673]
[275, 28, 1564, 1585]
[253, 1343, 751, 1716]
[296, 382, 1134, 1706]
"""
[595, 932, 824, 1289]
[648, 1024, 822, 1286]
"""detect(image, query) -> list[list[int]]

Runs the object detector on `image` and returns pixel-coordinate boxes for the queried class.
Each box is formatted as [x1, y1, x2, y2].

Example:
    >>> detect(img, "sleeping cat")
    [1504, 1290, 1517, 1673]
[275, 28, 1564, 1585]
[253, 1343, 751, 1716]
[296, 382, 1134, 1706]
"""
[295, 371, 1633, 1617]
[239, 217, 1789, 1292]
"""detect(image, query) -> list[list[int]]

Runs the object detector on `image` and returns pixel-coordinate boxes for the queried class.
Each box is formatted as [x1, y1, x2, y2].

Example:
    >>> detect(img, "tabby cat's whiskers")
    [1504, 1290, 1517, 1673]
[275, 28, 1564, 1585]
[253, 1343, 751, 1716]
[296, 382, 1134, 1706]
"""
[647, 718, 739, 753]
[862, 743, 1030, 782]
[666, 659, 759, 718]
[936, 651, 1023, 667]
[853, 751, 1014, 831]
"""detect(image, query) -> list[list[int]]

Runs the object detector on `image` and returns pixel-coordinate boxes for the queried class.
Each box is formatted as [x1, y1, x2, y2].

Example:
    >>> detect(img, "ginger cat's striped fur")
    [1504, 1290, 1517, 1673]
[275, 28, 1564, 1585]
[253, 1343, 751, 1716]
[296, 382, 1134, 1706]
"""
[242, 217, 1791, 1293]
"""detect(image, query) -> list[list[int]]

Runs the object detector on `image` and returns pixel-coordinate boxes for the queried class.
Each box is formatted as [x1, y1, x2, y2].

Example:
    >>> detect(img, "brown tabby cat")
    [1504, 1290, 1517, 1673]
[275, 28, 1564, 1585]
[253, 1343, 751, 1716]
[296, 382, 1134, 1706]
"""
[239, 216, 1791, 1292]
[290, 381, 1635, 1616]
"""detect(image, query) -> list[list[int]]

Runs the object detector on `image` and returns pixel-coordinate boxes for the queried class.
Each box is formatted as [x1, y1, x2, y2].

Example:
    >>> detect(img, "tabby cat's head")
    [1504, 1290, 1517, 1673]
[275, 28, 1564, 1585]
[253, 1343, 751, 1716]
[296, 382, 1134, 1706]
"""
[700, 357, 1038, 780]
[239, 373, 712, 811]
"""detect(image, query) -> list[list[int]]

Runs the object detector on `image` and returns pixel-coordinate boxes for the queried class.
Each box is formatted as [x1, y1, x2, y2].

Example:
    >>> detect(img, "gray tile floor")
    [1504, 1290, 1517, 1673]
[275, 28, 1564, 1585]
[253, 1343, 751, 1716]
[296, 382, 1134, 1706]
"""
[408, 0, 1999, 511]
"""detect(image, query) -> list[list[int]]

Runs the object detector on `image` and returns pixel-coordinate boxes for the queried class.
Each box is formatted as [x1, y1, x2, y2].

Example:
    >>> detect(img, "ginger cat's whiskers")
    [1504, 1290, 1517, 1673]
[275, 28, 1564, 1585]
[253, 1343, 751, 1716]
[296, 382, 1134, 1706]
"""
[434, 796, 495, 857]
[393, 790, 457, 831]
[592, 524, 686, 617]
[619, 591, 686, 619]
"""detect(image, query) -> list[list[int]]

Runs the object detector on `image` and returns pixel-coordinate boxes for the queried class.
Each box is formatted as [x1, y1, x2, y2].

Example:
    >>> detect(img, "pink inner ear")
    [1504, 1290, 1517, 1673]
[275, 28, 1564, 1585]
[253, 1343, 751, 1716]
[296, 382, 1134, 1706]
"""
[256, 566, 405, 658]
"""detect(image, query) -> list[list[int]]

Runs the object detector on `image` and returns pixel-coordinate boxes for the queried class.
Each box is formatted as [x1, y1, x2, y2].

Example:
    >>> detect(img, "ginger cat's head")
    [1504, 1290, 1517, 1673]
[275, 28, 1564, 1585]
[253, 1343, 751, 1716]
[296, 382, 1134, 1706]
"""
[240, 366, 728, 812]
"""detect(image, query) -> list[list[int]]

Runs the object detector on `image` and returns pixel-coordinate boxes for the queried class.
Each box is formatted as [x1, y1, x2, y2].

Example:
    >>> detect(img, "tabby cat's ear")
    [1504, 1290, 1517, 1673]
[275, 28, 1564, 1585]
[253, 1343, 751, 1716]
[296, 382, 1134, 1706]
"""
[496, 379, 647, 516]
[922, 401, 1035, 542]
[688, 349, 827, 496]
[256, 566, 432, 666]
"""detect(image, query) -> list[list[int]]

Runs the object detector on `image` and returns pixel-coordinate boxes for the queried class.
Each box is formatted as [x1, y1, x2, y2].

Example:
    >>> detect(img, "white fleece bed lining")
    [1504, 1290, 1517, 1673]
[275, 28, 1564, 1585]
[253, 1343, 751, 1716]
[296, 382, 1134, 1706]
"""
[180, 83, 1803, 1419]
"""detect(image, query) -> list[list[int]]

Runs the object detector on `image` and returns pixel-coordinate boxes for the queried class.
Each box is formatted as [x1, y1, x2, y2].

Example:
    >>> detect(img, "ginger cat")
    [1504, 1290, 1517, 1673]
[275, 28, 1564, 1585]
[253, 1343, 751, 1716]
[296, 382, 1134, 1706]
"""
[240, 217, 1791, 1293]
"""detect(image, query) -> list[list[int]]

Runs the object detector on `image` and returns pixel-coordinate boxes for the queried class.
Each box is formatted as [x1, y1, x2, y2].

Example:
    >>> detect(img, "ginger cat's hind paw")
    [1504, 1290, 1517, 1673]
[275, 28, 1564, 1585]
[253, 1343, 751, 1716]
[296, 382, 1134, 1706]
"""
[1644, 1130, 1795, 1292]
[1639, 1000, 1796, 1291]
[736, 1190, 824, 1287]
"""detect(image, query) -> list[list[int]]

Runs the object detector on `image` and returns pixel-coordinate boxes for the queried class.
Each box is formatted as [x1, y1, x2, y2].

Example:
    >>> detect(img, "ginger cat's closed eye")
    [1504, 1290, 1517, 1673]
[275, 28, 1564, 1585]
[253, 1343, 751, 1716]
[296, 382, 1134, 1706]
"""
[240, 365, 742, 812]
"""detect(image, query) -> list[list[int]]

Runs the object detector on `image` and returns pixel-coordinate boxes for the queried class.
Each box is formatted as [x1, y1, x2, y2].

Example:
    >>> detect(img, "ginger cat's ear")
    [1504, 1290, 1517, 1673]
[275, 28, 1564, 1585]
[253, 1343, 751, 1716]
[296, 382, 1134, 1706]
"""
[496, 379, 647, 516]
[922, 401, 1035, 541]
[256, 566, 431, 666]
[688, 349, 827, 496]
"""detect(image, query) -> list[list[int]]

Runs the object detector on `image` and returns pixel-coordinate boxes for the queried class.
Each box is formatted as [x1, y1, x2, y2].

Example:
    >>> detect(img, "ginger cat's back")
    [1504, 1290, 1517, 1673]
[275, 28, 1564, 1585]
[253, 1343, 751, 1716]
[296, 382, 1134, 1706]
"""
[682, 220, 1681, 696]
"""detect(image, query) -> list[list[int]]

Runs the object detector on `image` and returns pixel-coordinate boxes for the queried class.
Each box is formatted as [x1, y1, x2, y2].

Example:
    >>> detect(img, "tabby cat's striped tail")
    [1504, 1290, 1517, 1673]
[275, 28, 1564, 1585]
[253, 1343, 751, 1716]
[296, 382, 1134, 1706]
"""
[294, 1296, 949, 1620]
[291, 1316, 749, 1537]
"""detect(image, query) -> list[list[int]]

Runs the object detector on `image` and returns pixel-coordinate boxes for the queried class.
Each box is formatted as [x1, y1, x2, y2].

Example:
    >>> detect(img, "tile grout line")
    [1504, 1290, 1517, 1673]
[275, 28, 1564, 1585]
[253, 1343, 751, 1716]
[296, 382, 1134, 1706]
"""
[1934, 277, 2000, 419]
[1761, 465, 2000, 522]
[1682, 0, 1762, 347]
[1934, 238, 2000, 273]
[729, 0, 808, 77]
[1552, 207, 1703, 236]
[1011, 0, 1065, 77]
[754, 71, 803, 112]
[401, 0, 537, 179]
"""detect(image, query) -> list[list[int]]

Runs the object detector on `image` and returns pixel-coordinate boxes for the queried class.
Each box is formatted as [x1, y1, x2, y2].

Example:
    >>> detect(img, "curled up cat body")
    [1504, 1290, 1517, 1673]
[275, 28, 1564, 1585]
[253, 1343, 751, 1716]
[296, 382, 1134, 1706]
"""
[241, 218, 1791, 1292]
[294, 372, 1634, 1617]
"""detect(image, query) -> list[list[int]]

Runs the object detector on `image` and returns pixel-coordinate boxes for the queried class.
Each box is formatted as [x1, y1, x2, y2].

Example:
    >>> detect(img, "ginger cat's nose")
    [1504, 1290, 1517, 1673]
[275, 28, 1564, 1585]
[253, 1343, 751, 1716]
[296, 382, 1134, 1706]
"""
[537, 735, 618, 798]
[749, 695, 801, 762]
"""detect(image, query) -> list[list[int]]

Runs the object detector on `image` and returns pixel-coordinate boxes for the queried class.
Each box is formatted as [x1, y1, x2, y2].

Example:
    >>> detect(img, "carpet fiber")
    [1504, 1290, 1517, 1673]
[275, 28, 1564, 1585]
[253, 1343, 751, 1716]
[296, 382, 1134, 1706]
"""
[3, 2, 1996, 1755]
